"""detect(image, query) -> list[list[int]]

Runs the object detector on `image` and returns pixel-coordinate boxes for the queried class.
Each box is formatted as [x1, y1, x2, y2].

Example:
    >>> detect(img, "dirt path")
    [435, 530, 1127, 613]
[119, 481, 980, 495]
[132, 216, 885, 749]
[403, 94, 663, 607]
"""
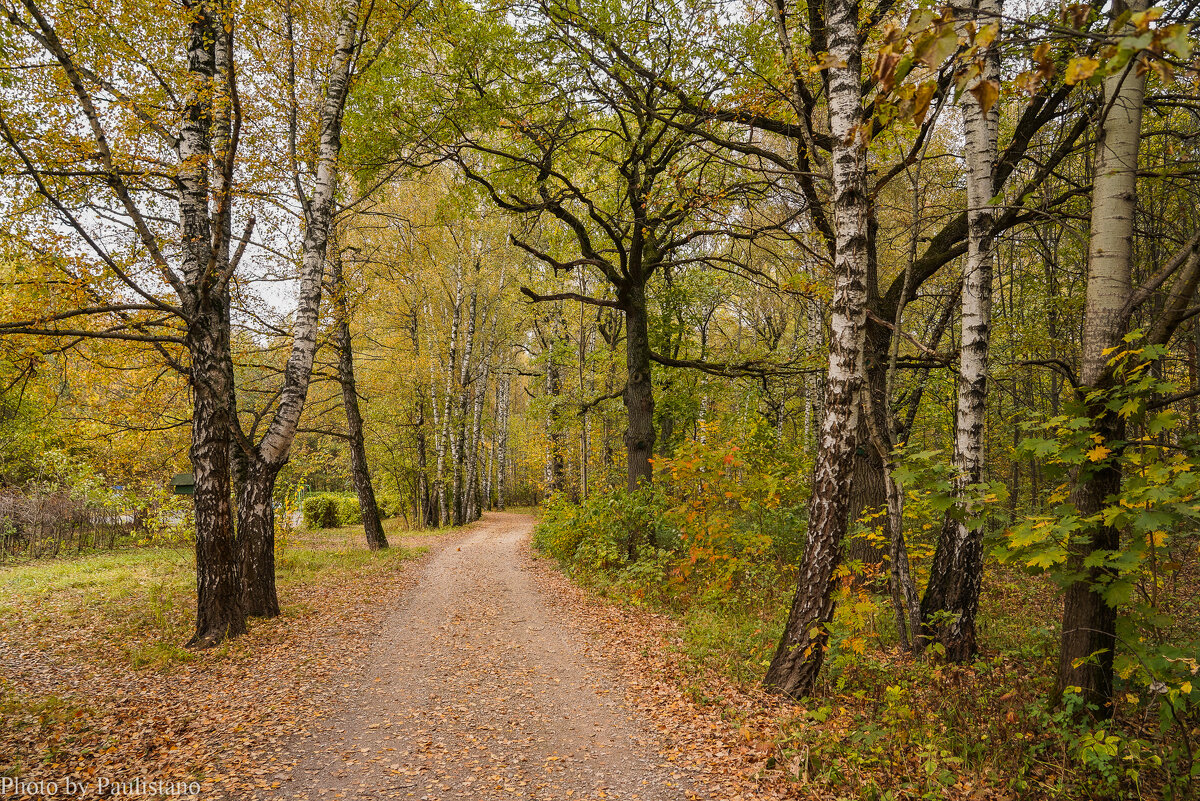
[273, 512, 699, 801]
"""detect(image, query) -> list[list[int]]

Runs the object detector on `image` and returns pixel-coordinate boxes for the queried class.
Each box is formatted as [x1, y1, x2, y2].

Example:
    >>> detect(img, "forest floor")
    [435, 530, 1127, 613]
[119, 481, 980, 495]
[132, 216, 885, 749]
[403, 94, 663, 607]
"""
[0, 513, 793, 801]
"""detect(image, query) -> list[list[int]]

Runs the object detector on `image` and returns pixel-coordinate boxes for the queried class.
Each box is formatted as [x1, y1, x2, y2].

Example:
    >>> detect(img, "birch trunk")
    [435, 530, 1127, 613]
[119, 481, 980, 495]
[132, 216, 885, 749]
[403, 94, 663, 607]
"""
[435, 279, 462, 527]
[546, 342, 566, 493]
[496, 374, 511, 510]
[239, 0, 360, 616]
[178, 4, 244, 647]
[483, 445, 494, 513]
[1059, 0, 1147, 715]
[467, 310, 498, 520]
[187, 321, 246, 647]
[465, 354, 489, 522]
[452, 290, 478, 524]
[920, 0, 1001, 661]
[411, 311, 434, 526]
[415, 394, 433, 525]
[763, 0, 869, 697]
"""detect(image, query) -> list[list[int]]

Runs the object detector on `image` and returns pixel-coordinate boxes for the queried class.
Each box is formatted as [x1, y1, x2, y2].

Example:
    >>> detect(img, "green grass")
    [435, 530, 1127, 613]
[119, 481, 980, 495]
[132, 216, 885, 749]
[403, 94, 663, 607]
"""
[0, 521, 429, 672]
[677, 604, 785, 689]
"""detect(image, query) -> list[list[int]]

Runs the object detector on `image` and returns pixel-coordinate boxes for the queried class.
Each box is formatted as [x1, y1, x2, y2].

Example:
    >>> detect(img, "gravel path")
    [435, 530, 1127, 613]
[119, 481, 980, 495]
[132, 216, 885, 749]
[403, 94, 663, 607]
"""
[274, 512, 697, 801]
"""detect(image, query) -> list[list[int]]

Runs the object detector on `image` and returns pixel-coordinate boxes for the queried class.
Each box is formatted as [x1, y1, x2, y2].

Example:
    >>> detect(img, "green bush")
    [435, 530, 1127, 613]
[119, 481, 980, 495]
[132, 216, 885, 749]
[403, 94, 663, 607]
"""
[533, 487, 678, 579]
[376, 492, 402, 519]
[302, 491, 401, 528]
[301, 494, 340, 529]
[336, 495, 361, 525]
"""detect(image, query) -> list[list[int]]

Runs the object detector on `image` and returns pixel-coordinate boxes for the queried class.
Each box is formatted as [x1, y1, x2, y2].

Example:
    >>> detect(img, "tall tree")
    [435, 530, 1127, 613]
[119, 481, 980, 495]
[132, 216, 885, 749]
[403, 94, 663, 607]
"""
[1056, 0, 1149, 715]
[235, 0, 368, 617]
[330, 249, 388, 550]
[0, 0, 247, 645]
[763, 0, 871, 697]
[919, 0, 1003, 660]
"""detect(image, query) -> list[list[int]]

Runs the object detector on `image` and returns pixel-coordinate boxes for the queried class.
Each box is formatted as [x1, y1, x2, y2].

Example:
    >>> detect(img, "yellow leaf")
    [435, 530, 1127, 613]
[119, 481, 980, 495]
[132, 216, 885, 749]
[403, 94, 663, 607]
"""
[968, 78, 1000, 113]
[1065, 57, 1100, 84]
[1087, 445, 1112, 462]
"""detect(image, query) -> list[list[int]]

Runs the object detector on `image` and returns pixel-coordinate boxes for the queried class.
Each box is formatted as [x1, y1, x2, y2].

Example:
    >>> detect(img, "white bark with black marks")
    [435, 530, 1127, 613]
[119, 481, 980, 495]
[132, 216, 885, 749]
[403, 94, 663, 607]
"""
[1059, 0, 1147, 716]
[435, 277, 463, 527]
[920, 0, 1002, 661]
[764, 0, 869, 698]
[238, 0, 362, 617]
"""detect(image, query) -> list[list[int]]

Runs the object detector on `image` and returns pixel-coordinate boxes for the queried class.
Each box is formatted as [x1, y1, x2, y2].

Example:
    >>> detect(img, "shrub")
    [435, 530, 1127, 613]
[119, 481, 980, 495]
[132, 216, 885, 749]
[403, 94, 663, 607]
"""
[336, 495, 361, 525]
[301, 491, 399, 528]
[376, 492, 402, 519]
[533, 487, 677, 577]
[302, 494, 339, 529]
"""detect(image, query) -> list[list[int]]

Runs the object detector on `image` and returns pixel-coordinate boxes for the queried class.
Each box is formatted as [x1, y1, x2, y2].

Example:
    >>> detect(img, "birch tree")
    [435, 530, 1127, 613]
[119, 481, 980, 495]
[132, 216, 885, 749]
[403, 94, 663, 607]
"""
[919, 0, 1002, 661]
[762, 0, 870, 698]
[1056, 0, 1149, 715]
[0, 0, 248, 645]
[235, 0, 369, 617]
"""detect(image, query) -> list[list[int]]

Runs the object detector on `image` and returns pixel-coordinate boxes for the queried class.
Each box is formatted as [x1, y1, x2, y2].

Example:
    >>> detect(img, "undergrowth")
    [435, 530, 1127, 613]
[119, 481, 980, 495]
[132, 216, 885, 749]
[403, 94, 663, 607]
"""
[532, 427, 1199, 800]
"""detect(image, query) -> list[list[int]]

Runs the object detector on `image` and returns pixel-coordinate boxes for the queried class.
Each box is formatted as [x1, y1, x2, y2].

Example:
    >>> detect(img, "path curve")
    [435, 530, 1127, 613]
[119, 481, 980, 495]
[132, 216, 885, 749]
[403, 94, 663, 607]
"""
[275, 512, 698, 800]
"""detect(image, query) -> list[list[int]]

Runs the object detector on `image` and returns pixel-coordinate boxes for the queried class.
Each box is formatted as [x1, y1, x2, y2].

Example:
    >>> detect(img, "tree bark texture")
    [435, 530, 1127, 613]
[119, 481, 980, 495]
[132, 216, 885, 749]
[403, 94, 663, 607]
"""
[764, 0, 869, 698]
[920, 0, 1001, 662]
[178, 4, 245, 648]
[622, 281, 655, 493]
[237, 457, 280, 618]
[186, 324, 246, 647]
[1059, 0, 1146, 716]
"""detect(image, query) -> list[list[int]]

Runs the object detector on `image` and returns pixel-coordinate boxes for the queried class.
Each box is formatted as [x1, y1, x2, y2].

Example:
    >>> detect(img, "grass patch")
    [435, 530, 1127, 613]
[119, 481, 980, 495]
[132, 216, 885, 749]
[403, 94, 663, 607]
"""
[0, 521, 430, 672]
[677, 604, 784, 688]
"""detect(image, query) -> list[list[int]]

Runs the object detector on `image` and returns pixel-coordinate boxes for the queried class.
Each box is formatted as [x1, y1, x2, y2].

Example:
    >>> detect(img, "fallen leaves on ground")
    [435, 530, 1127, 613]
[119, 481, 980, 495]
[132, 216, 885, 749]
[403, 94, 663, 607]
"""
[522, 550, 817, 801]
[0, 536, 450, 800]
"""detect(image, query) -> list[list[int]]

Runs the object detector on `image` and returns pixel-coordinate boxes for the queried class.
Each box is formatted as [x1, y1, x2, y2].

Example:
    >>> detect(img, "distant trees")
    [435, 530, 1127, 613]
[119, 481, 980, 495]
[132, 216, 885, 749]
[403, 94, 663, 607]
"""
[370, 0, 789, 497]
[322, 175, 524, 527]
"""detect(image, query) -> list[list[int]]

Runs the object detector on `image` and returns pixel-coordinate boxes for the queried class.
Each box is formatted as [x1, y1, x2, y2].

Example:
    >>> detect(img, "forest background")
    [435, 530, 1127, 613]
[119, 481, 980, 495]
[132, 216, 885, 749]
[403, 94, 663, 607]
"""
[0, 0, 1198, 796]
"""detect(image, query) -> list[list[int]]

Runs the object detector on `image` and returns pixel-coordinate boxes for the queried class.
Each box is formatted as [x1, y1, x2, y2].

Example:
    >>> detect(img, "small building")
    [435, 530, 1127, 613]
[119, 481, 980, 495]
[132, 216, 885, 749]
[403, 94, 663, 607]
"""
[170, 473, 196, 496]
